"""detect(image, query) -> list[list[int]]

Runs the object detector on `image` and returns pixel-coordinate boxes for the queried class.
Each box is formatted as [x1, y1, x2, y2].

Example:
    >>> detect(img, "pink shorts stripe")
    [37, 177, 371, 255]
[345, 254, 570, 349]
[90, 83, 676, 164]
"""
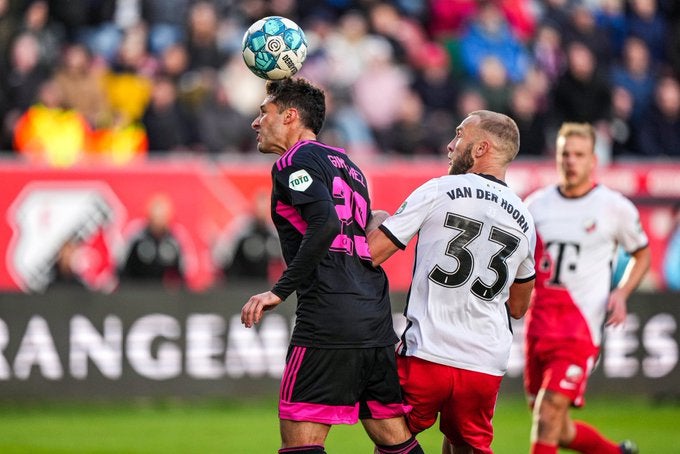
[281, 346, 306, 402]
[366, 400, 411, 419]
[279, 400, 359, 425]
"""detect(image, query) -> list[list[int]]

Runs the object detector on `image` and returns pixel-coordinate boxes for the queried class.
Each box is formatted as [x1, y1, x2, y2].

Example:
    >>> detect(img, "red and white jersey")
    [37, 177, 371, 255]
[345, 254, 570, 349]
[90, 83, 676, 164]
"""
[381, 174, 536, 376]
[524, 184, 648, 347]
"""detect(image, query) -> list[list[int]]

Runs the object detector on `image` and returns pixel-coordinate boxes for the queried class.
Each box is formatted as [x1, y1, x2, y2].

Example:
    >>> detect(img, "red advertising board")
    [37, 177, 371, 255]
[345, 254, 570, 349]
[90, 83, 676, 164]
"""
[0, 159, 677, 292]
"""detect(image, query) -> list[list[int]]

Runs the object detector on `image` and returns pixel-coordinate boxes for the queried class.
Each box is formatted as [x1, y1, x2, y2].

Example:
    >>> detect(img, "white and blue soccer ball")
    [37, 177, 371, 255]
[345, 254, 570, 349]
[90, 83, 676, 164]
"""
[242, 16, 308, 80]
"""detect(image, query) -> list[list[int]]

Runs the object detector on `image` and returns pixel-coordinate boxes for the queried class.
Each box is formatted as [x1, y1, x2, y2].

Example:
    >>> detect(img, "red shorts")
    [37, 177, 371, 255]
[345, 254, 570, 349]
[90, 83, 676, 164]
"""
[397, 355, 502, 453]
[524, 336, 599, 408]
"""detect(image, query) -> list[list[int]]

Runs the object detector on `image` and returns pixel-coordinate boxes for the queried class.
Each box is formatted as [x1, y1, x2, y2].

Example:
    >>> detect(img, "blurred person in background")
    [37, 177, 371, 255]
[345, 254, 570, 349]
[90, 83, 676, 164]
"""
[17, 0, 65, 69]
[53, 43, 111, 128]
[562, 3, 612, 68]
[186, 1, 224, 71]
[610, 36, 657, 124]
[474, 55, 512, 115]
[626, 0, 668, 65]
[636, 74, 680, 157]
[120, 193, 185, 288]
[221, 190, 282, 284]
[551, 41, 611, 127]
[459, 0, 530, 84]
[141, 75, 196, 153]
[195, 75, 254, 154]
[47, 237, 89, 290]
[13, 77, 91, 167]
[524, 122, 650, 454]
[509, 83, 548, 156]
[608, 85, 637, 158]
[664, 202, 680, 291]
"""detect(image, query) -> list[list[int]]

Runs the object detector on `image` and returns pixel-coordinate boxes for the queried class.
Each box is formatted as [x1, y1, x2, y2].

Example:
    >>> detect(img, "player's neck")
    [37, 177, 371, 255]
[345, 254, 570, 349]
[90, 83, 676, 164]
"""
[469, 163, 506, 183]
[284, 129, 316, 152]
[559, 181, 596, 198]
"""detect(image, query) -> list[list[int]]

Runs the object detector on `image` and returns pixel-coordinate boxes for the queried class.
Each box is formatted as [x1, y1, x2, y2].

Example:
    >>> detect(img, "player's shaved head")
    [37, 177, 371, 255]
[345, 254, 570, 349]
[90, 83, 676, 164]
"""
[469, 110, 520, 163]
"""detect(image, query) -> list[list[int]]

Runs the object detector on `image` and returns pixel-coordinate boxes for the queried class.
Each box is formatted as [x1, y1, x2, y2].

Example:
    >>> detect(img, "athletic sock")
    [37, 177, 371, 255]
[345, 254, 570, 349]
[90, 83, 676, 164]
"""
[531, 441, 558, 454]
[279, 445, 326, 453]
[566, 421, 620, 454]
[375, 435, 424, 454]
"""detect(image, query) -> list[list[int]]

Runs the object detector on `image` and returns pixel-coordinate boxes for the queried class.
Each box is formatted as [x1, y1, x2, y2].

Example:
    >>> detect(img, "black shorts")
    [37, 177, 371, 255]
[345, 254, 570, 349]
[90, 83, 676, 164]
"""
[278, 345, 409, 425]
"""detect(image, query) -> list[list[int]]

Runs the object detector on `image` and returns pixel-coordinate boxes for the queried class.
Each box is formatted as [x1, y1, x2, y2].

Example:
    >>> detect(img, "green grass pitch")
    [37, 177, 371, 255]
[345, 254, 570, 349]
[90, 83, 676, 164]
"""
[0, 395, 678, 453]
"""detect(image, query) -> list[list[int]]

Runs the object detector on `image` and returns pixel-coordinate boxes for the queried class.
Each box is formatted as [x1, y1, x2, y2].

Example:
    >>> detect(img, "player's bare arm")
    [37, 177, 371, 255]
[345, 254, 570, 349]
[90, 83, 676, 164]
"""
[507, 279, 535, 319]
[241, 291, 283, 328]
[367, 227, 400, 267]
[607, 245, 651, 326]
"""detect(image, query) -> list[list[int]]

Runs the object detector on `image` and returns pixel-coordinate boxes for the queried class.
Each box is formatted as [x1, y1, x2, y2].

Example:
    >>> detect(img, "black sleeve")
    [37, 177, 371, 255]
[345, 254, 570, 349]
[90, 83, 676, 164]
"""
[271, 200, 340, 300]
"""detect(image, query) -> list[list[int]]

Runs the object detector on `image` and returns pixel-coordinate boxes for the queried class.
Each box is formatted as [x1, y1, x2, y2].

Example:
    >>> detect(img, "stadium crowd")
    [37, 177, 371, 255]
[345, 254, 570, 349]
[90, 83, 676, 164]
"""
[1, 0, 680, 166]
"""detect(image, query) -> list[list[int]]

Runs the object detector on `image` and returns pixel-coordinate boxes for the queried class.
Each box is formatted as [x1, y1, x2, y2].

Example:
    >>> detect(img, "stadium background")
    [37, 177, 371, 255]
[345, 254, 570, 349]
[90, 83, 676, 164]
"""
[1, 0, 680, 452]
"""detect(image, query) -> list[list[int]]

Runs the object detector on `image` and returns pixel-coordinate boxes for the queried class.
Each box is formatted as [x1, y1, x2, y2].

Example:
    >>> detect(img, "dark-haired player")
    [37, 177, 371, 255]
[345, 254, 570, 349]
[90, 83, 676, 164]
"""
[241, 77, 423, 454]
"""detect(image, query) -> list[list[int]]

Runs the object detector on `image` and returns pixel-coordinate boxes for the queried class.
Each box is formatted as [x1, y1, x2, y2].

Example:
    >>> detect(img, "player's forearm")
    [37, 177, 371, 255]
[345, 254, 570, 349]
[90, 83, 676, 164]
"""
[617, 246, 651, 297]
[367, 228, 400, 267]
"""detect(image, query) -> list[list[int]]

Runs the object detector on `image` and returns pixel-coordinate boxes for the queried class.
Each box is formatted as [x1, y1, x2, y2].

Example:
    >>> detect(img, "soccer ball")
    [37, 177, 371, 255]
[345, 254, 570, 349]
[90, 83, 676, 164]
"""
[242, 16, 308, 80]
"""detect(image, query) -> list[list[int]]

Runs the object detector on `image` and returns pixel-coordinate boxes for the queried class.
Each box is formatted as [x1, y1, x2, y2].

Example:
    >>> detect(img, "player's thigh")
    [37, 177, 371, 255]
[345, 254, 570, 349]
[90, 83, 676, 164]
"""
[440, 368, 501, 453]
[280, 419, 331, 447]
[535, 339, 599, 407]
[279, 346, 366, 424]
[397, 355, 451, 434]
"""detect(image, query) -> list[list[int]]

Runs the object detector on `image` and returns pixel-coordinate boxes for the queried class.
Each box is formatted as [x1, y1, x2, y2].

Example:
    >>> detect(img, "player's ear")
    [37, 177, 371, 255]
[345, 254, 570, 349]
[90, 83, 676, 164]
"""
[283, 108, 297, 124]
[476, 140, 489, 157]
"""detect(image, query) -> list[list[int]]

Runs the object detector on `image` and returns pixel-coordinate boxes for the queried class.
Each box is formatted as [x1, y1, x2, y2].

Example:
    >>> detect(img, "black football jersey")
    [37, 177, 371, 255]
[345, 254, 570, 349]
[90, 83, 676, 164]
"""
[270, 140, 397, 348]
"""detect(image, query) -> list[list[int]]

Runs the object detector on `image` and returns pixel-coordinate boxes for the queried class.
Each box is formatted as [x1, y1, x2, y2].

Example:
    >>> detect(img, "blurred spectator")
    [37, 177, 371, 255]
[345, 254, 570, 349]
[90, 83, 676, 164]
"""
[101, 25, 153, 124]
[53, 43, 110, 127]
[664, 202, 680, 291]
[594, 0, 627, 56]
[608, 85, 637, 157]
[537, 0, 575, 33]
[221, 190, 282, 284]
[142, 0, 190, 56]
[427, 0, 477, 39]
[141, 75, 196, 153]
[562, 3, 613, 68]
[0, 0, 17, 63]
[636, 75, 680, 157]
[186, 1, 224, 70]
[551, 41, 611, 126]
[18, 0, 65, 68]
[610, 36, 657, 123]
[626, 0, 668, 65]
[459, 0, 530, 83]
[1, 32, 50, 115]
[320, 88, 377, 155]
[73, 0, 120, 63]
[410, 42, 458, 117]
[352, 38, 410, 142]
[13, 78, 91, 167]
[379, 89, 438, 156]
[531, 23, 566, 83]
[196, 76, 254, 154]
[367, 1, 427, 67]
[474, 55, 512, 114]
[47, 237, 89, 290]
[120, 193, 185, 287]
[509, 83, 548, 156]
[324, 9, 392, 89]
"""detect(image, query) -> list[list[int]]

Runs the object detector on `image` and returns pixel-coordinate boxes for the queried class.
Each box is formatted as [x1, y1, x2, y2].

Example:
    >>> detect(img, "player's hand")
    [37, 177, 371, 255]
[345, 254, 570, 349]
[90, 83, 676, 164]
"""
[367, 209, 390, 233]
[606, 288, 628, 326]
[241, 291, 282, 328]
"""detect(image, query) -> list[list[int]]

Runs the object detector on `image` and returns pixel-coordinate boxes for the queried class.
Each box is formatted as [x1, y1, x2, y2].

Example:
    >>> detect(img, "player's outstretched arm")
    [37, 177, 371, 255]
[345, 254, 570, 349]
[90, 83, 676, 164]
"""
[241, 291, 283, 328]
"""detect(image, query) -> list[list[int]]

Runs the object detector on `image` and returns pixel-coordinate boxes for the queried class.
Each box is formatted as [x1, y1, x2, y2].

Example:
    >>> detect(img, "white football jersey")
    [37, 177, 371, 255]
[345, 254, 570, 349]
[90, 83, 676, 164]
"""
[525, 184, 649, 346]
[381, 174, 536, 376]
